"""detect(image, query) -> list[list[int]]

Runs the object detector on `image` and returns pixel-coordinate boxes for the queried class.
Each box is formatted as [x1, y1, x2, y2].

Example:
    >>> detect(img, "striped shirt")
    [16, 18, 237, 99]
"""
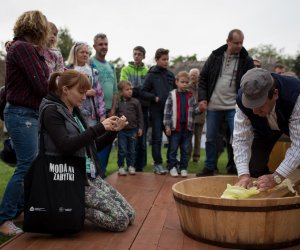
[5, 38, 49, 110]
[233, 95, 300, 178]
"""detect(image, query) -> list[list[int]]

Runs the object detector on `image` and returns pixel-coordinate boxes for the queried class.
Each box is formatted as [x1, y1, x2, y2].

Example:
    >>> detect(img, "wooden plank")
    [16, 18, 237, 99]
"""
[0, 173, 165, 250]
[1, 172, 300, 250]
[102, 173, 167, 250]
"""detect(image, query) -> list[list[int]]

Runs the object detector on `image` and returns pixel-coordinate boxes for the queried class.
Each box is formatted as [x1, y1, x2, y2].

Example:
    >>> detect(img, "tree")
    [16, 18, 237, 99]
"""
[110, 57, 125, 81]
[170, 54, 197, 67]
[292, 52, 300, 77]
[57, 27, 74, 62]
[248, 44, 284, 64]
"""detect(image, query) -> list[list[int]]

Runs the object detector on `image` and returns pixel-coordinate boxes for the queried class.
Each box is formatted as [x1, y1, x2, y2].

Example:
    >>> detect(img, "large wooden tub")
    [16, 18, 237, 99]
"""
[172, 176, 300, 249]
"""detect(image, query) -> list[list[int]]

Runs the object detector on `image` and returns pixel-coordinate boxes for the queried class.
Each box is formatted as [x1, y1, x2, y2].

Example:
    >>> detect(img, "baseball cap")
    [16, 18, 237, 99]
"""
[241, 68, 274, 109]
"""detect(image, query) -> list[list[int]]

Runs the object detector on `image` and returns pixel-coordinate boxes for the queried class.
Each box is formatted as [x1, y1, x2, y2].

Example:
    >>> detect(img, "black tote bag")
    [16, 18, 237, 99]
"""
[24, 132, 86, 234]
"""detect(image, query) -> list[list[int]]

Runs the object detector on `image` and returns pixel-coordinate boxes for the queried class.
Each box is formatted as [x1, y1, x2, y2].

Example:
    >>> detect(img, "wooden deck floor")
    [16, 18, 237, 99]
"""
[0, 172, 299, 250]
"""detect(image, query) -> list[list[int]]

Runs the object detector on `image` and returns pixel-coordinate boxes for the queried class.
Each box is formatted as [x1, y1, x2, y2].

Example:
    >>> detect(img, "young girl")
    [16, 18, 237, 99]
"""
[116, 80, 143, 175]
[5, 21, 64, 75]
[163, 71, 200, 177]
[42, 22, 64, 74]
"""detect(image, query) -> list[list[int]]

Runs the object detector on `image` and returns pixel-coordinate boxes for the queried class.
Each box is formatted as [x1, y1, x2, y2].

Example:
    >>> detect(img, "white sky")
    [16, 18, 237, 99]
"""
[1, 0, 300, 64]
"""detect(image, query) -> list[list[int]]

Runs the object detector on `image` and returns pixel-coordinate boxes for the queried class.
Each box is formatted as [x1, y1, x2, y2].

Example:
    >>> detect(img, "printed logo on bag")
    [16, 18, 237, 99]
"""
[49, 163, 75, 181]
[29, 206, 46, 212]
[58, 207, 73, 213]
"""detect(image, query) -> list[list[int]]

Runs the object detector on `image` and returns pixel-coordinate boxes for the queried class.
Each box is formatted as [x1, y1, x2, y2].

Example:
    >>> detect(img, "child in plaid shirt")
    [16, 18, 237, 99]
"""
[163, 71, 200, 177]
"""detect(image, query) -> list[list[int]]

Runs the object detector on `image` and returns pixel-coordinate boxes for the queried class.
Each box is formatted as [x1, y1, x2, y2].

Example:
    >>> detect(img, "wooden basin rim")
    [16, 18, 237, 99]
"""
[173, 195, 300, 212]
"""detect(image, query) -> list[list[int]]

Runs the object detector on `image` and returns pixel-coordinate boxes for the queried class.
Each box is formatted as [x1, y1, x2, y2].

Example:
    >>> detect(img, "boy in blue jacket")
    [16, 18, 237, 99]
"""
[141, 48, 176, 174]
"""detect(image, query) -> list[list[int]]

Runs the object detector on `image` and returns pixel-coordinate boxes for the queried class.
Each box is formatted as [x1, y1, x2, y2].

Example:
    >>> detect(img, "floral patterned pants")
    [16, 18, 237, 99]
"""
[85, 176, 135, 232]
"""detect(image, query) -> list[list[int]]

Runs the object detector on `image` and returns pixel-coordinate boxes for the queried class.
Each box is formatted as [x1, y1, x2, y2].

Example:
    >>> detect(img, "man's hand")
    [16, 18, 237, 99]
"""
[198, 100, 207, 112]
[235, 174, 253, 189]
[256, 174, 277, 192]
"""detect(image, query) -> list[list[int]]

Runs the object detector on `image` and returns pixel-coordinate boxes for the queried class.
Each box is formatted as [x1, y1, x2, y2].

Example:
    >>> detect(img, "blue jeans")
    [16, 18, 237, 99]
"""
[134, 106, 148, 171]
[205, 109, 235, 171]
[169, 129, 192, 170]
[0, 103, 39, 224]
[150, 110, 164, 165]
[117, 129, 138, 167]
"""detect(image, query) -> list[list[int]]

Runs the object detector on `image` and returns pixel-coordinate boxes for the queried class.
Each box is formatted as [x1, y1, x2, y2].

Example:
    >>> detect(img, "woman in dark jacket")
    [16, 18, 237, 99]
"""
[39, 69, 135, 232]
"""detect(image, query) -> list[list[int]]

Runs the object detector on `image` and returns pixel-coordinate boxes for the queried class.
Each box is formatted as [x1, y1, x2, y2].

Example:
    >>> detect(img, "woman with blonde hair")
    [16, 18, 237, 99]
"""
[0, 10, 49, 236]
[66, 42, 106, 127]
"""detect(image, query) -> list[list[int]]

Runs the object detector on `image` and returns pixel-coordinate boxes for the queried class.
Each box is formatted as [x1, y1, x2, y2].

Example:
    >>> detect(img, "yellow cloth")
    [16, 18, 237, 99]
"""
[221, 184, 260, 199]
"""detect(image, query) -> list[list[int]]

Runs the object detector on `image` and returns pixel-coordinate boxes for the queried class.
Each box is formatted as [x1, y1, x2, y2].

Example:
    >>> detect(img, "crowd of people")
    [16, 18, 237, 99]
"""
[0, 9, 300, 236]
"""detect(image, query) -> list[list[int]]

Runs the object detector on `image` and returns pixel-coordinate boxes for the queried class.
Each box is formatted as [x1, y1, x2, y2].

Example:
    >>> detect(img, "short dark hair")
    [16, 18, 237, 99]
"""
[227, 29, 244, 41]
[93, 33, 107, 44]
[274, 64, 285, 70]
[133, 46, 146, 57]
[155, 48, 169, 60]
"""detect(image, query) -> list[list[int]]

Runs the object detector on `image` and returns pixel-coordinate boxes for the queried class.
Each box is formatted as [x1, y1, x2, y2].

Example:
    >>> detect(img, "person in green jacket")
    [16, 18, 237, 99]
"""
[120, 46, 149, 171]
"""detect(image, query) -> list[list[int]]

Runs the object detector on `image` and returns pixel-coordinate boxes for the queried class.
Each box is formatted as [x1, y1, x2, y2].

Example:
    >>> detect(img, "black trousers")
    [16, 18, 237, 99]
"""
[249, 130, 283, 178]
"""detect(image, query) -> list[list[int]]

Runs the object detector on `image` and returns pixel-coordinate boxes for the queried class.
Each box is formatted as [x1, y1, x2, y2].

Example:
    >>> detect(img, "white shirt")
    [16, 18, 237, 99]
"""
[233, 95, 300, 178]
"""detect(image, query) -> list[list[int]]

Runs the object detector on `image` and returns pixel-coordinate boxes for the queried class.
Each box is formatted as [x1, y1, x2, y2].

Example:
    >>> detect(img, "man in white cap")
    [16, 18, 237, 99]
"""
[233, 68, 300, 191]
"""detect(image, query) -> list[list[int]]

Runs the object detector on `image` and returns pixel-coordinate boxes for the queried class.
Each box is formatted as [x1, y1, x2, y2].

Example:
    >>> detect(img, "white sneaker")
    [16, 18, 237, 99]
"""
[128, 166, 136, 175]
[153, 164, 167, 175]
[0, 221, 23, 236]
[170, 167, 179, 177]
[180, 169, 188, 177]
[118, 167, 127, 176]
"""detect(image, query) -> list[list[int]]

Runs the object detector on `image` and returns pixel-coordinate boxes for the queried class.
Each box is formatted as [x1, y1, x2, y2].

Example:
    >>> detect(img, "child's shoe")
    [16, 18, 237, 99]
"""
[169, 167, 179, 177]
[153, 164, 167, 175]
[180, 169, 188, 177]
[118, 167, 127, 176]
[128, 166, 136, 175]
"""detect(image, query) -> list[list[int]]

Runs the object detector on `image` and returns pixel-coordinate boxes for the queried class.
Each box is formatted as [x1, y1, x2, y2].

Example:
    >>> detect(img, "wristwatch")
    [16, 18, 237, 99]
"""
[272, 173, 282, 185]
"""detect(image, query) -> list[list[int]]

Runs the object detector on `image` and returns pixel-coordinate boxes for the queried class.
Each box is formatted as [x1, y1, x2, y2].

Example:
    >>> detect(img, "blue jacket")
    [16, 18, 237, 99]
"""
[141, 65, 176, 112]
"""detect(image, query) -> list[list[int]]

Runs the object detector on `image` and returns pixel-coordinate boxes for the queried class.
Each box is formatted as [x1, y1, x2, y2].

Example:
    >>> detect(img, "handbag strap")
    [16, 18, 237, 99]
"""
[91, 97, 100, 122]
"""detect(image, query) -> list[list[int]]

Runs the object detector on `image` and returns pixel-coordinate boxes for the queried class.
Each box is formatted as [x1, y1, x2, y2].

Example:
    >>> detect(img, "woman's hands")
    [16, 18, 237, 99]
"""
[101, 115, 128, 131]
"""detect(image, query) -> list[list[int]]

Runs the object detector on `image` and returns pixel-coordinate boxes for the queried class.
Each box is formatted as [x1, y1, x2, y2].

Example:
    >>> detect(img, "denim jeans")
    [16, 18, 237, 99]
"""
[205, 109, 235, 171]
[134, 106, 148, 171]
[150, 110, 164, 165]
[0, 103, 39, 224]
[117, 128, 138, 168]
[169, 129, 192, 170]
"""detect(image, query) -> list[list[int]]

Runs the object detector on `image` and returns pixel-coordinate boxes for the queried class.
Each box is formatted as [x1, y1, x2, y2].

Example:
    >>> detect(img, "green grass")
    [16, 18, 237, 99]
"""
[0, 145, 228, 245]
[0, 146, 228, 200]
[107, 145, 228, 175]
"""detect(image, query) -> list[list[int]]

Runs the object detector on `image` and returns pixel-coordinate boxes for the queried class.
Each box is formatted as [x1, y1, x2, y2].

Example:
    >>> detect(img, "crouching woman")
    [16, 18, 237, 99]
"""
[39, 69, 135, 231]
